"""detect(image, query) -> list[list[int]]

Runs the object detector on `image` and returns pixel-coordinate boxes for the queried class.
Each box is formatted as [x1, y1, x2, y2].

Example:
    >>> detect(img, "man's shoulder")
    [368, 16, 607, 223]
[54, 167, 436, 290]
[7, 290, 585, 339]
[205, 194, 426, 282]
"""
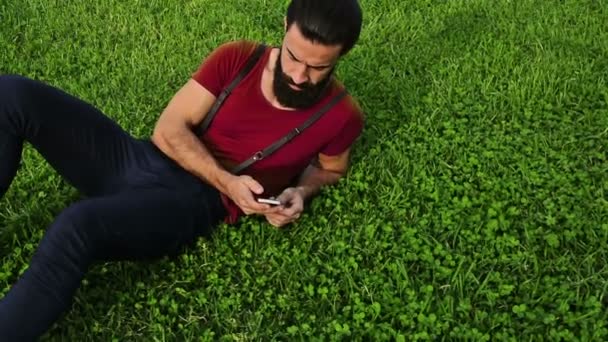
[192, 40, 268, 96]
[329, 80, 365, 123]
[210, 39, 267, 63]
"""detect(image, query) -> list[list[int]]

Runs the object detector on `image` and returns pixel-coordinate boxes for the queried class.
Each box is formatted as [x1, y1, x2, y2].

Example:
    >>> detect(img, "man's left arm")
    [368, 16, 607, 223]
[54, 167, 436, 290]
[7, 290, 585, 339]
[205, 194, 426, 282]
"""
[295, 147, 351, 199]
[264, 148, 352, 227]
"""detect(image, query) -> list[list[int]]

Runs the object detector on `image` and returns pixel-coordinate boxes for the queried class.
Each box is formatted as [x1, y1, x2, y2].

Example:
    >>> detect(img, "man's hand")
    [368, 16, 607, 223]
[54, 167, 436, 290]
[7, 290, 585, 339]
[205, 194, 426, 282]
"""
[264, 187, 305, 228]
[224, 175, 282, 215]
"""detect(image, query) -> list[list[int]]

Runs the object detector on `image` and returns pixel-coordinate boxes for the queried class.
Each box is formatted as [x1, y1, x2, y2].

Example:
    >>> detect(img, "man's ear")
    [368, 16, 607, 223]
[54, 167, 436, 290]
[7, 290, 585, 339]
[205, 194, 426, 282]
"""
[283, 16, 288, 32]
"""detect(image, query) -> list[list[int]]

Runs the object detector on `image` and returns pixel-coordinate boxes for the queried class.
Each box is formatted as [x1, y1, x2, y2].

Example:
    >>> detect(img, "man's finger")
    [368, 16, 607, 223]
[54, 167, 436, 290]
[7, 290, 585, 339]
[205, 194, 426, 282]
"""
[245, 200, 286, 215]
[240, 198, 269, 214]
[269, 206, 295, 217]
[281, 203, 303, 217]
[277, 188, 299, 204]
[268, 216, 282, 227]
[267, 205, 285, 213]
[244, 177, 264, 195]
[280, 206, 297, 216]
[276, 193, 291, 204]
[249, 203, 271, 213]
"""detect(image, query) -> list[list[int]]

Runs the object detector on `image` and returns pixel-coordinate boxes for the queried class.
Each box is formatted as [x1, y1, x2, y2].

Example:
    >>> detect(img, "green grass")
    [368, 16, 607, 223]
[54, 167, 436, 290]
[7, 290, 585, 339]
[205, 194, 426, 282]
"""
[1, 0, 608, 340]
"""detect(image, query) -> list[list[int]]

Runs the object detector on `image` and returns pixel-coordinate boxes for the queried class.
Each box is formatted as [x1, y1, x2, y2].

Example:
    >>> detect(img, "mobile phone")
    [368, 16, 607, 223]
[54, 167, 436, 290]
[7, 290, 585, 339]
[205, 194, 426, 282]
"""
[257, 197, 282, 206]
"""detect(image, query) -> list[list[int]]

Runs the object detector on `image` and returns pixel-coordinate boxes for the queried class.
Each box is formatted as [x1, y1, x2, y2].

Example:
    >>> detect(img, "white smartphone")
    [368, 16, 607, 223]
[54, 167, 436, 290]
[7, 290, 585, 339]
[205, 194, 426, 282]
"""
[257, 197, 282, 206]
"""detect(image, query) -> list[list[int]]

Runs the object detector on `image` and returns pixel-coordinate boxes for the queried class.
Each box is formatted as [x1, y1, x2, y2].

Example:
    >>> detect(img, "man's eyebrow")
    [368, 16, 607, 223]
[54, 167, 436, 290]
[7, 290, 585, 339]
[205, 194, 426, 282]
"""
[286, 46, 333, 69]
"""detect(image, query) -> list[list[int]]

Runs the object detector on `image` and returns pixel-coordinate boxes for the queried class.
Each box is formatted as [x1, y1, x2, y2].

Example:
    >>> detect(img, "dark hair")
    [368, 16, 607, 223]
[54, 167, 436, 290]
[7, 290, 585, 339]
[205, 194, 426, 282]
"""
[286, 0, 362, 56]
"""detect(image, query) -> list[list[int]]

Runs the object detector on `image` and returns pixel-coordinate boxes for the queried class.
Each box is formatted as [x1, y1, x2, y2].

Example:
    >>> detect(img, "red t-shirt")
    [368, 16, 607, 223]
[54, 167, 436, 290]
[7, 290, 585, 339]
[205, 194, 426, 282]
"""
[192, 40, 364, 224]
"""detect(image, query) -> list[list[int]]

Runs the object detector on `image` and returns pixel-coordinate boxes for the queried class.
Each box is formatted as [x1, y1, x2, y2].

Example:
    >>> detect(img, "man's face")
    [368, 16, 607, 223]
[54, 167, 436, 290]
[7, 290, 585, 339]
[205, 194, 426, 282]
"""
[273, 22, 342, 109]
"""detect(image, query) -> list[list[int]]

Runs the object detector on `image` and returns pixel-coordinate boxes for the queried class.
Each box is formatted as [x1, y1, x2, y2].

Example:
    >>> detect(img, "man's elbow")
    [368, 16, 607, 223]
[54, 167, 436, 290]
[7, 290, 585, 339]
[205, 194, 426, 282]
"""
[327, 160, 350, 178]
[151, 118, 183, 152]
[151, 122, 169, 149]
[153, 113, 190, 140]
[320, 165, 347, 182]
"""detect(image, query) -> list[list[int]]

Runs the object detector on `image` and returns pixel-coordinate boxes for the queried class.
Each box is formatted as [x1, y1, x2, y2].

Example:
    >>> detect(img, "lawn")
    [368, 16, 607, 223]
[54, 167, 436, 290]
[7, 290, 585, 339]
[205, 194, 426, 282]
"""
[1, 0, 607, 340]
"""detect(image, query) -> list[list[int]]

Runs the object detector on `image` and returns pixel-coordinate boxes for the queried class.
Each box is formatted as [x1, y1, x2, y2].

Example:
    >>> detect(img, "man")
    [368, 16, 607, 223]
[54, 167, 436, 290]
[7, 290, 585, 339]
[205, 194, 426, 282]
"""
[0, 0, 363, 339]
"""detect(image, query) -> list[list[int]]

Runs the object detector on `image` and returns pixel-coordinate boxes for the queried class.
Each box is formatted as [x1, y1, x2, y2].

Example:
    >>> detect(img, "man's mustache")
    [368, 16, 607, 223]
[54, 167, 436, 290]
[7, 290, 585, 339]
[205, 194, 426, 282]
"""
[285, 75, 313, 90]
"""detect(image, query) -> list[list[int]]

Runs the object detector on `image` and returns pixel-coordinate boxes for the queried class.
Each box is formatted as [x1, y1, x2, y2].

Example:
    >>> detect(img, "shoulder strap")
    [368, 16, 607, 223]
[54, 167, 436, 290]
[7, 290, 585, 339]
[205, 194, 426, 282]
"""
[231, 89, 348, 175]
[195, 43, 267, 136]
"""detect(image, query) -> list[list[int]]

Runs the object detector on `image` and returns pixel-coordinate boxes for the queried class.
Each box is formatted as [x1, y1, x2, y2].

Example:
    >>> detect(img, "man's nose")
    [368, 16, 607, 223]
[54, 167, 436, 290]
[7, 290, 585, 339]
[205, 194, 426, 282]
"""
[291, 64, 309, 85]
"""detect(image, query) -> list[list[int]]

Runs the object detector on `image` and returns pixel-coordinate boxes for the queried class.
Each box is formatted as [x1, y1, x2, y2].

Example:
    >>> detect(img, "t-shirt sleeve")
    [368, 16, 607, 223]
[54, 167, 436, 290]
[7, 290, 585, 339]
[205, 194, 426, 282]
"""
[321, 99, 365, 156]
[191, 40, 258, 97]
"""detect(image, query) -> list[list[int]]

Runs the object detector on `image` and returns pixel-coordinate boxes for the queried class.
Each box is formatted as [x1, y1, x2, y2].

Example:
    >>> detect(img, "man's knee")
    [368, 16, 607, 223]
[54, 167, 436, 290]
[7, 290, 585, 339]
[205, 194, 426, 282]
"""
[0, 75, 31, 98]
[0, 75, 34, 118]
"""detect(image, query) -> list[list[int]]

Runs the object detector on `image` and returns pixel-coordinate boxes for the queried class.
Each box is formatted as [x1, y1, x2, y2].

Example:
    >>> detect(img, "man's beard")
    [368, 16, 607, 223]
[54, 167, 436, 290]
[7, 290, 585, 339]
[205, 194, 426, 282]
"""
[272, 50, 334, 109]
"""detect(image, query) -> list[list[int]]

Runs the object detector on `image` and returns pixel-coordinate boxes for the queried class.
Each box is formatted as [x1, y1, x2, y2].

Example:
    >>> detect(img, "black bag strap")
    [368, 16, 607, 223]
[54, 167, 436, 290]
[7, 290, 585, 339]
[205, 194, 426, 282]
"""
[195, 43, 267, 136]
[231, 89, 348, 174]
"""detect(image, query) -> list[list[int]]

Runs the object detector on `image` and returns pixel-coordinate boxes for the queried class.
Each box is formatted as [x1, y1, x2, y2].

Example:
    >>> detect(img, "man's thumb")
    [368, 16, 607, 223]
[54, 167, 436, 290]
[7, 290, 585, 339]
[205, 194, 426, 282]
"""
[246, 178, 264, 194]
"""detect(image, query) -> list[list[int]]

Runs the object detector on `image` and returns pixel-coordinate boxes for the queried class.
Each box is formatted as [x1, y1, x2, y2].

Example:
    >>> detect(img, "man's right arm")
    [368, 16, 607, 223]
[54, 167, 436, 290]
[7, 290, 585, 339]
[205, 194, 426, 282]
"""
[151, 79, 277, 215]
[151, 79, 232, 193]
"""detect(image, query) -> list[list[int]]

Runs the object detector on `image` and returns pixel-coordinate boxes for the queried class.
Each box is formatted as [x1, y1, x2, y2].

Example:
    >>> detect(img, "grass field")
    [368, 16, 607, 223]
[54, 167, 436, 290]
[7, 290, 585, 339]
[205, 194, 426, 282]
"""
[1, 0, 608, 340]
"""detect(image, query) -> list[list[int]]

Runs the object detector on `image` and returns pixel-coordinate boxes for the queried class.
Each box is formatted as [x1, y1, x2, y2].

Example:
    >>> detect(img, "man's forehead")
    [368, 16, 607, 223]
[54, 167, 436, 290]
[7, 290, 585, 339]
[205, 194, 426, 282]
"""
[284, 25, 341, 65]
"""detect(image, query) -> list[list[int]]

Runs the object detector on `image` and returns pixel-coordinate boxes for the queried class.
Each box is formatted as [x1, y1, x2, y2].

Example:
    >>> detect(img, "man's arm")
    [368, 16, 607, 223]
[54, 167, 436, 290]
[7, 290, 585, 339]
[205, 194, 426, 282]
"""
[151, 79, 279, 215]
[152, 79, 232, 193]
[265, 148, 352, 227]
[295, 147, 352, 200]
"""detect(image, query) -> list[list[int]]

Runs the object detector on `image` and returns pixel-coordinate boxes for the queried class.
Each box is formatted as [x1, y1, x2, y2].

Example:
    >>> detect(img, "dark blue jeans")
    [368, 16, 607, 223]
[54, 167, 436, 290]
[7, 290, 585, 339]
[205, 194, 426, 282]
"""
[0, 75, 227, 340]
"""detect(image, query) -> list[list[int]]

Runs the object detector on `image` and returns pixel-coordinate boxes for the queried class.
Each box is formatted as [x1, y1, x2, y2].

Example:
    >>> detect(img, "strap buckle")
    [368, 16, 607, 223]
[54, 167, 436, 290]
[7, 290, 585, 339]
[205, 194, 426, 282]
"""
[253, 151, 264, 161]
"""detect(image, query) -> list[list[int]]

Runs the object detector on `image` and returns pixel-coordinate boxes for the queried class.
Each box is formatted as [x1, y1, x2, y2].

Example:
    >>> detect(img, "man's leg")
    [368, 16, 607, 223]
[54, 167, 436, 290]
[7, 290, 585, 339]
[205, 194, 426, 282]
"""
[0, 185, 225, 341]
[0, 75, 142, 198]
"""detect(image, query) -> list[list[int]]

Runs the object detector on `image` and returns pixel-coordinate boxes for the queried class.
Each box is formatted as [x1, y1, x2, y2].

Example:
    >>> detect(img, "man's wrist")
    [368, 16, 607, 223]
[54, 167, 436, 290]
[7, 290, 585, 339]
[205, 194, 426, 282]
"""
[295, 185, 313, 200]
[213, 169, 236, 195]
